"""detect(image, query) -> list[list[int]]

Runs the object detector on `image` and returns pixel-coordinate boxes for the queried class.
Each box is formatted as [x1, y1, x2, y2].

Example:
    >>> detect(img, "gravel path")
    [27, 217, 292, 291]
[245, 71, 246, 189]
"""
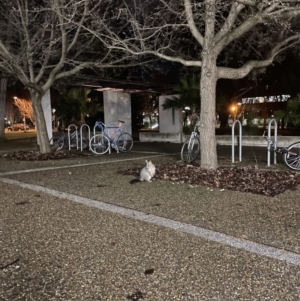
[1, 147, 300, 300]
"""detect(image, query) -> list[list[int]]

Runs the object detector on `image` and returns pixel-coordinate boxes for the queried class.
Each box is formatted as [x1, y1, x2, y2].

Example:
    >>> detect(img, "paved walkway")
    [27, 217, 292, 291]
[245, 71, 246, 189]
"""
[1, 138, 299, 300]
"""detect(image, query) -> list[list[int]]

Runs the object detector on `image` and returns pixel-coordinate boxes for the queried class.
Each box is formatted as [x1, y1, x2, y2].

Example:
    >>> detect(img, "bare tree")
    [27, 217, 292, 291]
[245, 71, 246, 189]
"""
[13, 98, 35, 125]
[0, 0, 141, 153]
[0, 78, 7, 137]
[87, 0, 300, 169]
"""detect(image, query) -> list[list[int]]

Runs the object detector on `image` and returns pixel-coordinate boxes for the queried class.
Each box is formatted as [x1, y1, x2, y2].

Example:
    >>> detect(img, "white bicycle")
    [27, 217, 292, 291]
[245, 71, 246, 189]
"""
[180, 118, 200, 163]
[263, 132, 300, 171]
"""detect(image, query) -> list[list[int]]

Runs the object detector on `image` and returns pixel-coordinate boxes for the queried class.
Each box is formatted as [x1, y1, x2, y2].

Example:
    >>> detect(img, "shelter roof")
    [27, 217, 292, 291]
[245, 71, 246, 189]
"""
[73, 75, 175, 95]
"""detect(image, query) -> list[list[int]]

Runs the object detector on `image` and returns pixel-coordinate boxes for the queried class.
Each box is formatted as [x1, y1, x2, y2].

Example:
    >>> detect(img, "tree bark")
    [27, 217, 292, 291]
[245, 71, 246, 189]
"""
[199, 54, 218, 170]
[198, 0, 218, 170]
[30, 90, 51, 153]
[0, 78, 7, 138]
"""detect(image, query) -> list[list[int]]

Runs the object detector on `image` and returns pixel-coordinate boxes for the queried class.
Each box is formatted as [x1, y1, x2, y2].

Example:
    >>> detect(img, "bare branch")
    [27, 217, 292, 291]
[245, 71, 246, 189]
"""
[183, 0, 204, 46]
[218, 33, 300, 79]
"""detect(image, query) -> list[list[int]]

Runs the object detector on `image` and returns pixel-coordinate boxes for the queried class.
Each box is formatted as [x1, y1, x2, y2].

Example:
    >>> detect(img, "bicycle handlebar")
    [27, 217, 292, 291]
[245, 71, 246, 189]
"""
[95, 120, 125, 130]
[95, 121, 105, 129]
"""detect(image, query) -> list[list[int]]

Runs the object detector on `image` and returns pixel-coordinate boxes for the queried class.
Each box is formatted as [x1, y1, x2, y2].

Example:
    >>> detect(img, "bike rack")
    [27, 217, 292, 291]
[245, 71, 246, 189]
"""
[232, 120, 242, 163]
[93, 124, 97, 137]
[267, 118, 278, 166]
[68, 124, 78, 151]
[80, 124, 91, 151]
[91, 122, 111, 154]
[107, 125, 121, 154]
[93, 122, 104, 136]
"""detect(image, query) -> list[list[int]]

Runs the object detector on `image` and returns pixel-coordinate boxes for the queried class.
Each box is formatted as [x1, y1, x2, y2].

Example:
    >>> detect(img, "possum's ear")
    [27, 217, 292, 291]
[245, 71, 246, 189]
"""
[145, 160, 148, 164]
[148, 160, 152, 164]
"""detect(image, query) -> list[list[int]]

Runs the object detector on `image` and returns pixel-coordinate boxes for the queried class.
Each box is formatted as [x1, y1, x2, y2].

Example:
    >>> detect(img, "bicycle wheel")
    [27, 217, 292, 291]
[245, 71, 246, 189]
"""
[117, 132, 133, 152]
[180, 136, 200, 163]
[89, 134, 110, 155]
[49, 136, 64, 151]
[283, 142, 300, 171]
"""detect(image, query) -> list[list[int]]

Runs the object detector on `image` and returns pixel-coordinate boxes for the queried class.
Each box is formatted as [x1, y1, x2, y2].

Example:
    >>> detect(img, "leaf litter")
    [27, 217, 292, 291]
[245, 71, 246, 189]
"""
[120, 163, 300, 197]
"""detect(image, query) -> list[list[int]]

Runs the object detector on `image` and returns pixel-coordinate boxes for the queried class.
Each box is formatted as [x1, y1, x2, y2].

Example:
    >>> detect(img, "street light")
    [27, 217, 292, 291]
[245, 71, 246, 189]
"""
[231, 105, 237, 121]
[13, 96, 17, 130]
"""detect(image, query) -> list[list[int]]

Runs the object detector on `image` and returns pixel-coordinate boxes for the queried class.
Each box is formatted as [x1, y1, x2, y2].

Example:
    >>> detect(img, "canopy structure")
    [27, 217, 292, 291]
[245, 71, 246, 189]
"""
[74, 75, 175, 95]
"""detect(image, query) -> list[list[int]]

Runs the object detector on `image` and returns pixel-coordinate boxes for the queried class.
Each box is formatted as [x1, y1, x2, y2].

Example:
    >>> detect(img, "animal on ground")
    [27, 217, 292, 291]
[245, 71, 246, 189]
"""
[130, 160, 156, 184]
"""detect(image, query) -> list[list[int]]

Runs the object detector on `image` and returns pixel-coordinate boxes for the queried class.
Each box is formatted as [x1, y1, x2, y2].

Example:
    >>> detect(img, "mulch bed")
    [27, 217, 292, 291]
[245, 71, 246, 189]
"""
[119, 163, 300, 197]
[1, 150, 89, 161]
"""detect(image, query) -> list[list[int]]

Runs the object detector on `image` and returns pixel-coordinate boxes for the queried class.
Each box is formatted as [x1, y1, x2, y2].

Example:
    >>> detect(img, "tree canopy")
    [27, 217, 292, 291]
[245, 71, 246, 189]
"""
[0, 0, 145, 152]
[86, 0, 300, 169]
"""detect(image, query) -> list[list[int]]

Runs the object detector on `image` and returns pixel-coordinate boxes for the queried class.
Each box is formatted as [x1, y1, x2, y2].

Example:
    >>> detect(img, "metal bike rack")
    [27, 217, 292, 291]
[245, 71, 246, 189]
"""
[80, 124, 91, 151]
[93, 122, 104, 136]
[232, 120, 242, 163]
[267, 118, 278, 166]
[68, 124, 78, 151]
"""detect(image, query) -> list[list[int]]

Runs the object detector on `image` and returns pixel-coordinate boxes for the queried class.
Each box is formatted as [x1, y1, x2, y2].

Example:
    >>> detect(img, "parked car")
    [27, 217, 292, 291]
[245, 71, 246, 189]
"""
[7, 123, 30, 131]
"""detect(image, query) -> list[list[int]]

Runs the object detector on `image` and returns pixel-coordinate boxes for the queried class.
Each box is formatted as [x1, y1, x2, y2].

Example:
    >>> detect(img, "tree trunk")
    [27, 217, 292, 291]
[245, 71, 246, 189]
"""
[199, 55, 218, 170]
[0, 78, 7, 138]
[30, 91, 51, 153]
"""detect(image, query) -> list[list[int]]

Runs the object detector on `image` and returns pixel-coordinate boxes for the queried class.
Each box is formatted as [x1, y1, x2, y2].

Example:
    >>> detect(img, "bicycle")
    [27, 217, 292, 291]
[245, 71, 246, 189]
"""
[89, 120, 133, 155]
[49, 129, 88, 151]
[263, 132, 300, 171]
[180, 118, 201, 163]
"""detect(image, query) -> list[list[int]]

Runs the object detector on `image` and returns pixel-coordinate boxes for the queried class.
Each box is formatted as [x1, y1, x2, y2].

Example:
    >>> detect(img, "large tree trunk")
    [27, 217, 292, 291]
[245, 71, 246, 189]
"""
[30, 91, 51, 153]
[199, 54, 218, 170]
[0, 78, 7, 138]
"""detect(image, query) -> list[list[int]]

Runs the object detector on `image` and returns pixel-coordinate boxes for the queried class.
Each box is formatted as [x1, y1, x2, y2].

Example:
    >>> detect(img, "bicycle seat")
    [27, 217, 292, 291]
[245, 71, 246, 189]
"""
[118, 120, 125, 123]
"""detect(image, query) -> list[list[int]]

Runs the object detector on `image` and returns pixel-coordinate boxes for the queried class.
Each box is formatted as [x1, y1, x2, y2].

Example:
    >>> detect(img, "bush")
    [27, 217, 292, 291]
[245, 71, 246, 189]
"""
[183, 125, 193, 135]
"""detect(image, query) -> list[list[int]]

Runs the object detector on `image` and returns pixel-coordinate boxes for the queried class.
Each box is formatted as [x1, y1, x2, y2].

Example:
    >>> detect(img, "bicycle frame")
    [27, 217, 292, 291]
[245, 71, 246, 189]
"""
[263, 132, 287, 154]
[190, 118, 200, 141]
[188, 131, 198, 148]
[94, 121, 124, 153]
[263, 131, 300, 170]
[180, 118, 201, 163]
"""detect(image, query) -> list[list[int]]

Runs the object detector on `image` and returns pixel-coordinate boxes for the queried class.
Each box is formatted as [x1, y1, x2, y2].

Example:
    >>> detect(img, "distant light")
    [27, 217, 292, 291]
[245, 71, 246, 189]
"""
[184, 106, 190, 110]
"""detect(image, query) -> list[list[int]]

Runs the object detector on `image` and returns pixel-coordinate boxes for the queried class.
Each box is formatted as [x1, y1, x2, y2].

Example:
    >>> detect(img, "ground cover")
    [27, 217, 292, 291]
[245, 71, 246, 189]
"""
[120, 163, 300, 197]
[2, 150, 300, 197]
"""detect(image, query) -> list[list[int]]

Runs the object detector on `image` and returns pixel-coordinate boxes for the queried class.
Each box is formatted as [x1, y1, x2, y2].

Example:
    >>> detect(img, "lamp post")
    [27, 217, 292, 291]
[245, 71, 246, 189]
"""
[23, 115, 27, 132]
[13, 96, 18, 130]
